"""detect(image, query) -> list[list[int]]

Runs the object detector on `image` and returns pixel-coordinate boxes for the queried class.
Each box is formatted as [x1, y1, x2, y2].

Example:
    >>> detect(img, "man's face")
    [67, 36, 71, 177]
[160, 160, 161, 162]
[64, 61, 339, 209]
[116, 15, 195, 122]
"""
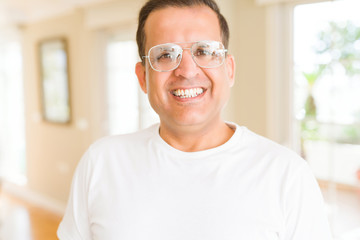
[136, 6, 235, 131]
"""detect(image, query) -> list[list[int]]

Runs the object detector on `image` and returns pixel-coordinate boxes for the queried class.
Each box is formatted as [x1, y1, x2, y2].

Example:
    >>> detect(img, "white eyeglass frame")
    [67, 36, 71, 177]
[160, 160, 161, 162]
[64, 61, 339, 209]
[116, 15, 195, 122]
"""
[142, 40, 228, 72]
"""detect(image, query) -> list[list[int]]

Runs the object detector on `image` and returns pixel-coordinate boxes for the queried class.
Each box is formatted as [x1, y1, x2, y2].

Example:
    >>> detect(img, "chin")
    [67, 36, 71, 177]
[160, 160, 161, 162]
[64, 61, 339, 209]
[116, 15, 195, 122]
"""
[173, 116, 209, 127]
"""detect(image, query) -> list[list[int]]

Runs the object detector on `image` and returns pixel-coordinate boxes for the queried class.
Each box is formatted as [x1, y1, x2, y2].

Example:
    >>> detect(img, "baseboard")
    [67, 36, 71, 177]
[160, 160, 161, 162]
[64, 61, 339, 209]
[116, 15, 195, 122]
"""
[2, 181, 66, 216]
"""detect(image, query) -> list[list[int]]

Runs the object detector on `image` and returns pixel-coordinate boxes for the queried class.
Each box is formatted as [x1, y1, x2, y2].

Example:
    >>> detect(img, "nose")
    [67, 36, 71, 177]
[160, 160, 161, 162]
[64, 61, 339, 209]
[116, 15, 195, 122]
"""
[174, 49, 199, 79]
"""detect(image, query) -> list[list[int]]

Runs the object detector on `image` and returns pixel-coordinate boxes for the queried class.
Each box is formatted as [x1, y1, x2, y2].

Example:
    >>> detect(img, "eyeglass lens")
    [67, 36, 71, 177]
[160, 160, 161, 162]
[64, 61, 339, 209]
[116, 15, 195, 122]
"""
[148, 41, 226, 72]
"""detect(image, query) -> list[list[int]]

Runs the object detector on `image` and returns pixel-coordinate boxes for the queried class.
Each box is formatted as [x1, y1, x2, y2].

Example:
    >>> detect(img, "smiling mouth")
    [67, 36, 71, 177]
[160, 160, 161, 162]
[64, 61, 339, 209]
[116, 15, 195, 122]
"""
[171, 88, 204, 99]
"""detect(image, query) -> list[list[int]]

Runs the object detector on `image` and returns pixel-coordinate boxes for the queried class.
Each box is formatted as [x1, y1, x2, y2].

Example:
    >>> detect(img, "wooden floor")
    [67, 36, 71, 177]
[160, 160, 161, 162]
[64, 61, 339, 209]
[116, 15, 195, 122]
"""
[0, 191, 62, 240]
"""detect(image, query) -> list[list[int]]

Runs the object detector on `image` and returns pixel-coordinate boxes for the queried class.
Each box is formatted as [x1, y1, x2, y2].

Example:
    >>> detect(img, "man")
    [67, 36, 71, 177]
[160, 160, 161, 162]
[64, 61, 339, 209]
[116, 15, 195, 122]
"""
[58, 0, 332, 239]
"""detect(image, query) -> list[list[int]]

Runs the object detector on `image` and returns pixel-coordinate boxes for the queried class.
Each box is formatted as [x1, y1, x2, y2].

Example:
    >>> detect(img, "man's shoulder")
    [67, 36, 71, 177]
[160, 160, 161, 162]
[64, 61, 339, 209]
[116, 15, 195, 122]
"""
[241, 127, 306, 167]
[88, 123, 159, 154]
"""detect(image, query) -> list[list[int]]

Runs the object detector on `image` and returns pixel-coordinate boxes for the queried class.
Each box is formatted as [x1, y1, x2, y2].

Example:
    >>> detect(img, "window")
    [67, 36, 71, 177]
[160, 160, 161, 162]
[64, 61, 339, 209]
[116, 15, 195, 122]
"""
[106, 38, 158, 135]
[293, 0, 360, 188]
[265, 0, 360, 236]
[291, 0, 360, 237]
[0, 41, 26, 184]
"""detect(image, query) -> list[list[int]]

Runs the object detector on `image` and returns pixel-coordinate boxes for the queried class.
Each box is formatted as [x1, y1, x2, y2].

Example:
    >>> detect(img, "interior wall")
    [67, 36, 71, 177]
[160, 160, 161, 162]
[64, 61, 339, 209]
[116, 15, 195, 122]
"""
[223, 0, 267, 136]
[23, 10, 95, 203]
[21, 0, 268, 207]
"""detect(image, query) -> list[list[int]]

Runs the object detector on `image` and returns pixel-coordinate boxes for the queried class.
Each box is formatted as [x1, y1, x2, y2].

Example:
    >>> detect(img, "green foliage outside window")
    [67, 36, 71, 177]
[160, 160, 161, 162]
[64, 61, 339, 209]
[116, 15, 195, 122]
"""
[301, 21, 360, 145]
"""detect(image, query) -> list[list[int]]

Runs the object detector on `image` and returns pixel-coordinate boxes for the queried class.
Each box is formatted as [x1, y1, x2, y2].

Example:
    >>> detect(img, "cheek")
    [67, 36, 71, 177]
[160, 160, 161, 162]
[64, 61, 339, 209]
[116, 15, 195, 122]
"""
[146, 71, 158, 94]
[207, 69, 233, 93]
[146, 71, 171, 100]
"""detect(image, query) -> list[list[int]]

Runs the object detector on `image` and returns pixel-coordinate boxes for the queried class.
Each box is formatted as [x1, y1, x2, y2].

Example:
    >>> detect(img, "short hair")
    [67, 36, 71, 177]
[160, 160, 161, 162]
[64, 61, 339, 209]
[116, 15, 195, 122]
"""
[136, 0, 229, 64]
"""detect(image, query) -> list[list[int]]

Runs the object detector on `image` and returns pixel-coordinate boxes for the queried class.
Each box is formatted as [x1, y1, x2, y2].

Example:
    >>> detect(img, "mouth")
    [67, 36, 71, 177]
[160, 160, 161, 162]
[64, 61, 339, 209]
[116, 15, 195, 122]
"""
[171, 87, 205, 99]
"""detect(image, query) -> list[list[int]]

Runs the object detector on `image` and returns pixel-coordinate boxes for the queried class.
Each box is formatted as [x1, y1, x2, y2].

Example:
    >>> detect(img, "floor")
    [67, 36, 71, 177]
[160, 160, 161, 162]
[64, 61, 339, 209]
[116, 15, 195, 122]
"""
[0, 186, 360, 239]
[0, 191, 61, 240]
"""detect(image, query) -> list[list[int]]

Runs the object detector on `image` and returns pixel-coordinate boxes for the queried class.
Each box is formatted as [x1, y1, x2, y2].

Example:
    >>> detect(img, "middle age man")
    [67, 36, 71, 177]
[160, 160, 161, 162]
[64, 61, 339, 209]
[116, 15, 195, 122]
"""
[57, 0, 332, 239]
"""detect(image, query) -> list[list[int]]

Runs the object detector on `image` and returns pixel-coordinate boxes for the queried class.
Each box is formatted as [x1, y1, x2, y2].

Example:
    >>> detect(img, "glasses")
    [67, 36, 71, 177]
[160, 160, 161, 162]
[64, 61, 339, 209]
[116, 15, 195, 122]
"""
[142, 40, 227, 72]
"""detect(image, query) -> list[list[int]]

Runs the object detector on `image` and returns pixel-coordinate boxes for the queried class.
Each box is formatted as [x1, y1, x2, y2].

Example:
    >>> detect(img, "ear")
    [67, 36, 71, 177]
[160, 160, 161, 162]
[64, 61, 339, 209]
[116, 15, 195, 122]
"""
[135, 62, 147, 93]
[225, 54, 235, 87]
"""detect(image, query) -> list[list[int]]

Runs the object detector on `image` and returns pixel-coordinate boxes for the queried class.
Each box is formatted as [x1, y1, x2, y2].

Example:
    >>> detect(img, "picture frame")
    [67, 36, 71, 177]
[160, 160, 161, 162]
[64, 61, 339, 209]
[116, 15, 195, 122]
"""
[39, 38, 71, 124]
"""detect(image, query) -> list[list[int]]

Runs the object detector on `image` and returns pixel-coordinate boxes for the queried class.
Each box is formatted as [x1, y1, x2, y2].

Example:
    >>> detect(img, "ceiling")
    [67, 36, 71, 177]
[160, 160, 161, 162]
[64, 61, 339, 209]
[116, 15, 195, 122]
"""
[0, 0, 112, 25]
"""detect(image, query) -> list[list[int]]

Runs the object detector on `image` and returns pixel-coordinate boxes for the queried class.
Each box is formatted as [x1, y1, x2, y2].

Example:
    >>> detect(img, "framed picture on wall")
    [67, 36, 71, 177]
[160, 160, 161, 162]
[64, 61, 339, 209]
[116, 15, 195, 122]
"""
[39, 38, 71, 124]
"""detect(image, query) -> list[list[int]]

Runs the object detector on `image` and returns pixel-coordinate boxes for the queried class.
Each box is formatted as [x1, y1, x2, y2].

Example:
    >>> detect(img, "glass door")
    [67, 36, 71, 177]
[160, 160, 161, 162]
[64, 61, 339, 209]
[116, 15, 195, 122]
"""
[293, 0, 360, 237]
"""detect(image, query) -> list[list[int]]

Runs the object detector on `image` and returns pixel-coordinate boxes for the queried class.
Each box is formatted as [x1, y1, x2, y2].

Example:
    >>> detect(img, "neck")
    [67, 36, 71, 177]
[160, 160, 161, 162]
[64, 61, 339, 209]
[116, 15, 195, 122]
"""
[159, 120, 235, 152]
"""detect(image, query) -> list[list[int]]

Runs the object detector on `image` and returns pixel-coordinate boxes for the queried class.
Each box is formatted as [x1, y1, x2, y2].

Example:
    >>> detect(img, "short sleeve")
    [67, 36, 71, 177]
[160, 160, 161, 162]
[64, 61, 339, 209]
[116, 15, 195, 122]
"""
[281, 162, 333, 240]
[57, 150, 93, 240]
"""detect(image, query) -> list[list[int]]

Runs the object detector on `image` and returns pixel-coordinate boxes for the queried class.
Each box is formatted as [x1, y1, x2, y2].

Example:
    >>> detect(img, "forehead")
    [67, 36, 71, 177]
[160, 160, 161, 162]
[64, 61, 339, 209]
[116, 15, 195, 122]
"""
[144, 6, 221, 51]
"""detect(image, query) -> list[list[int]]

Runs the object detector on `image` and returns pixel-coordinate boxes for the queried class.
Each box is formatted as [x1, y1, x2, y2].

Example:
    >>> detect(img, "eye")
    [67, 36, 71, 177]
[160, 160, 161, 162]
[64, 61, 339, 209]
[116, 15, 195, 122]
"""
[156, 52, 174, 62]
[194, 48, 212, 57]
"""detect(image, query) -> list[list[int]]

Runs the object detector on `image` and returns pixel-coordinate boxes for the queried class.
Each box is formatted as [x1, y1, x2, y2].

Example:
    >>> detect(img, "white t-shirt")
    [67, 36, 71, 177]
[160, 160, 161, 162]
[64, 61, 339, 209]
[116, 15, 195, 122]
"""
[57, 123, 332, 240]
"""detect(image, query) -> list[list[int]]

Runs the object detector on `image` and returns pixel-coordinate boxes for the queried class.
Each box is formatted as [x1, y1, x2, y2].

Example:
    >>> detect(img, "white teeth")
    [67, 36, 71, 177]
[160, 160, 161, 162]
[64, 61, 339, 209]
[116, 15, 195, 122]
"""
[172, 88, 204, 98]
